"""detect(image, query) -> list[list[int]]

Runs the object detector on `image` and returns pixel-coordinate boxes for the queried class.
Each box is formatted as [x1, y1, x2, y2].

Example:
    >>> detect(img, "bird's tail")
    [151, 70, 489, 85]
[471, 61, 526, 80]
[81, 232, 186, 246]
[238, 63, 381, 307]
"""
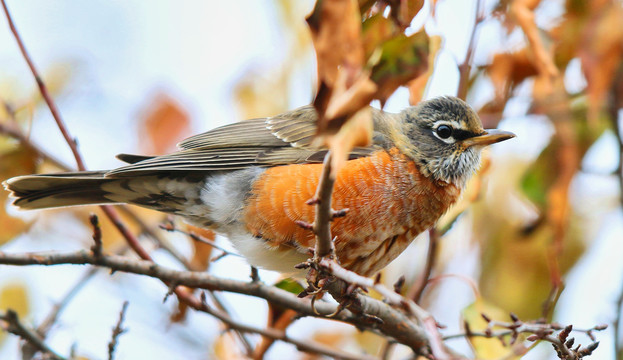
[3, 172, 121, 210]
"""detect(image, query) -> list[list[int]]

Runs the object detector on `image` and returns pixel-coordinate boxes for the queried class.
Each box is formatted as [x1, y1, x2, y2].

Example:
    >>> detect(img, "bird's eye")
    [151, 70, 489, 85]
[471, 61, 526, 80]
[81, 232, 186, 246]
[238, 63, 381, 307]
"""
[436, 125, 453, 139]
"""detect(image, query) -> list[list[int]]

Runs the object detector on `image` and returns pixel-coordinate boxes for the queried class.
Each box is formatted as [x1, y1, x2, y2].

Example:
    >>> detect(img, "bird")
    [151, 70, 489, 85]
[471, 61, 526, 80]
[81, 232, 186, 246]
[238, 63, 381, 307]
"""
[4, 96, 515, 277]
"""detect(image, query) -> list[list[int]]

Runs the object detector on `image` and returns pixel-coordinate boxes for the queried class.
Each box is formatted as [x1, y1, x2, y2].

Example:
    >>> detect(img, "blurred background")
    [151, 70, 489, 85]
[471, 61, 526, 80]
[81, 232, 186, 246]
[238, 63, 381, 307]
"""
[0, 0, 622, 359]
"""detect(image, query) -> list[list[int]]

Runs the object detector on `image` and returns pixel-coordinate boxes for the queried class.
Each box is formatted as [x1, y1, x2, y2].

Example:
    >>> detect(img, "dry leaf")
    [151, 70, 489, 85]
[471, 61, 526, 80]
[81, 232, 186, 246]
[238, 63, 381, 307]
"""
[307, 0, 365, 90]
[0, 144, 38, 244]
[369, 29, 430, 105]
[253, 305, 298, 359]
[139, 93, 190, 154]
[186, 224, 215, 271]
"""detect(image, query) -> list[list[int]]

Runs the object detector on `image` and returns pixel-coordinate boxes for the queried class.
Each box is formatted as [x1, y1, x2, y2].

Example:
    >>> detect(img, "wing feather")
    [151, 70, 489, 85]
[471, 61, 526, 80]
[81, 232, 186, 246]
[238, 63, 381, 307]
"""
[109, 105, 396, 177]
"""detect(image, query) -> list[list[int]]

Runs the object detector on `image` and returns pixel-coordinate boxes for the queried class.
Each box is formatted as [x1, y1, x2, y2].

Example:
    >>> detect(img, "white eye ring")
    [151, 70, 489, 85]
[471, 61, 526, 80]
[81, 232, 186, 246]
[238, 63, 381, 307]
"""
[436, 125, 453, 139]
[433, 124, 456, 143]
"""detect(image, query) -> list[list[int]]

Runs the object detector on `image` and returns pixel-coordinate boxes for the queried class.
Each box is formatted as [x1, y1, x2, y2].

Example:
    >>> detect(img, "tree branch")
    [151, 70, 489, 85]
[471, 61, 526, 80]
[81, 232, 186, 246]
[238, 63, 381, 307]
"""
[197, 293, 377, 360]
[0, 249, 431, 354]
[108, 301, 129, 360]
[1, 0, 86, 171]
[407, 228, 440, 303]
[0, 310, 66, 360]
[316, 258, 454, 358]
[447, 318, 605, 359]
[456, 0, 485, 101]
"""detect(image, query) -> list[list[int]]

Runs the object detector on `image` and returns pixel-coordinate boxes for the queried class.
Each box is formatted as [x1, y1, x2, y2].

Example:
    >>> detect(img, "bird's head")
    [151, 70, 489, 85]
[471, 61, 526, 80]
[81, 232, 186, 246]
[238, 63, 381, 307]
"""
[394, 96, 515, 188]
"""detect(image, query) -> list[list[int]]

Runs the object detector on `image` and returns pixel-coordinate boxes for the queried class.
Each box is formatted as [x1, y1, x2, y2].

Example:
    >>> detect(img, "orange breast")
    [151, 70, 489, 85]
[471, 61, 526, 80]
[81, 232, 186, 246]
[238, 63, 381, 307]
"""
[243, 148, 460, 275]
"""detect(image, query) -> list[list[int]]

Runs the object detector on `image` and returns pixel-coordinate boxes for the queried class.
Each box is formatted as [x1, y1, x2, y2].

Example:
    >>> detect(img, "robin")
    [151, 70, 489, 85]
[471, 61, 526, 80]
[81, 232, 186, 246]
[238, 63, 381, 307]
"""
[4, 96, 514, 277]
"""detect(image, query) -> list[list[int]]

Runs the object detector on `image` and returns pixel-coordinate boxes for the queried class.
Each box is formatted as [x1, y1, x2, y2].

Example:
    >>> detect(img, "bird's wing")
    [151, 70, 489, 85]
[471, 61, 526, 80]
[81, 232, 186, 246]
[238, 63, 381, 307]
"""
[107, 105, 394, 177]
[177, 105, 319, 150]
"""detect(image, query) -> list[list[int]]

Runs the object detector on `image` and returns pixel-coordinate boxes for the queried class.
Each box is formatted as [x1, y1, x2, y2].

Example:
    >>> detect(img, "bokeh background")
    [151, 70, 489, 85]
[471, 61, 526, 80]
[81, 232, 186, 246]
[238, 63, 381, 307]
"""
[0, 0, 622, 359]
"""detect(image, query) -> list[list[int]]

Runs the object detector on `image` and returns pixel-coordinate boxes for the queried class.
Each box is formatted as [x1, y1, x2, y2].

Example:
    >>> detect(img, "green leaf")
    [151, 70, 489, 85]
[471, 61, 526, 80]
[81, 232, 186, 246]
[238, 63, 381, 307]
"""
[274, 278, 305, 295]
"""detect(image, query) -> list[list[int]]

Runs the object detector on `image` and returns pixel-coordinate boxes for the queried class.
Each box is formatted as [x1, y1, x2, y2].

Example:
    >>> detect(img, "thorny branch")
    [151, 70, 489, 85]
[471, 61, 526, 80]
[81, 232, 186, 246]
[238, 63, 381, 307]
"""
[0, 310, 66, 360]
[450, 315, 606, 360]
[294, 151, 340, 261]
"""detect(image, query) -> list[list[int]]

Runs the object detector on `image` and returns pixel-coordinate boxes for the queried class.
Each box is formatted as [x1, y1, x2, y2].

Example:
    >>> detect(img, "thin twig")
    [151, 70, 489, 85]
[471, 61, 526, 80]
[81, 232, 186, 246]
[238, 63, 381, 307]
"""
[38, 269, 99, 335]
[456, 0, 485, 100]
[0, 121, 70, 171]
[90, 214, 103, 257]
[1, 0, 86, 170]
[0, 310, 66, 360]
[198, 293, 376, 360]
[158, 222, 242, 259]
[108, 301, 129, 360]
[444, 320, 606, 359]
[117, 208, 194, 268]
[407, 228, 439, 302]
[155, 221, 252, 354]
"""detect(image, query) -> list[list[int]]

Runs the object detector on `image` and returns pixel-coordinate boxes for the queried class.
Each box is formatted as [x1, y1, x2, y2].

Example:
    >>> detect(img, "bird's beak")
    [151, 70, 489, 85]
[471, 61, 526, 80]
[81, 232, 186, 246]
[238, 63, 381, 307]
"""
[463, 129, 516, 147]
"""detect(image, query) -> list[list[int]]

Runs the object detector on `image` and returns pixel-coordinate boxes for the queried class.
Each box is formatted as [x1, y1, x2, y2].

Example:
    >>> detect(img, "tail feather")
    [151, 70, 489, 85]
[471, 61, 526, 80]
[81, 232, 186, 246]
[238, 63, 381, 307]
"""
[3, 171, 119, 209]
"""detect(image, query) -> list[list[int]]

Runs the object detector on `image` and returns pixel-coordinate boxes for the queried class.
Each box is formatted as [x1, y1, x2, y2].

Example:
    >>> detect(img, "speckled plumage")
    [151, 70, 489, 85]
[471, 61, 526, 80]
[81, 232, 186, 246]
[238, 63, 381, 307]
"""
[4, 96, 515, 276]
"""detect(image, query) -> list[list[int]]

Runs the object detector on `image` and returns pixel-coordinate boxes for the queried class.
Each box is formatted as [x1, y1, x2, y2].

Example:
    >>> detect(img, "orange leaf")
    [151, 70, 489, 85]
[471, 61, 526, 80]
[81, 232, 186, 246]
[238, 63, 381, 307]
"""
[138, 93, 190, 154]
[186, 224, 216, 271]
[307, 0, 365, 90]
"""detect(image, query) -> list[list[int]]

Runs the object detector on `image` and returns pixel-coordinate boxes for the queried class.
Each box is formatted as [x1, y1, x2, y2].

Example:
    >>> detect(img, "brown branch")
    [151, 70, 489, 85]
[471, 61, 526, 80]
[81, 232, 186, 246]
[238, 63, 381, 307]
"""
[0, 310, 66, 360]
[155, 221, 253, 354]
[456, 0, 485, 100]
[312, 151, 337, 260]
[0, 249, 431, 353]
[197, 293, 376, 360]
[445, 319, 606, 359]
[0, 113, 72, 172]
[117, 209, 192, 269]
[316, 258, 453, 358]
[158, 221, 242, 260]
[1, 0, 86, 171]
[407, 228, 439, 303]
[108, 301, 129, 360]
